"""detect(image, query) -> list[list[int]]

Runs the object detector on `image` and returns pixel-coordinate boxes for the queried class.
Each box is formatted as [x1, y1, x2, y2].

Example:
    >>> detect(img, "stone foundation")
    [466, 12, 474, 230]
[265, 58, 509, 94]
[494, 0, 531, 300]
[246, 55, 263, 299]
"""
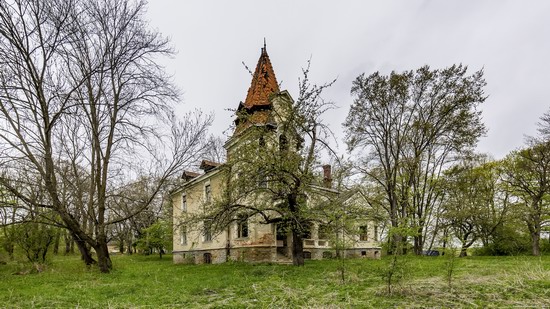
[173, 246, 381, 264]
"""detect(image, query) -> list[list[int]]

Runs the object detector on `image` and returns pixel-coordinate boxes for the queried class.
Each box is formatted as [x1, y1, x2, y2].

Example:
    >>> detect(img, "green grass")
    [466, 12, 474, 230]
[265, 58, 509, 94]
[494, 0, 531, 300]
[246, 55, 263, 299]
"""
[0, 254, 549, 308]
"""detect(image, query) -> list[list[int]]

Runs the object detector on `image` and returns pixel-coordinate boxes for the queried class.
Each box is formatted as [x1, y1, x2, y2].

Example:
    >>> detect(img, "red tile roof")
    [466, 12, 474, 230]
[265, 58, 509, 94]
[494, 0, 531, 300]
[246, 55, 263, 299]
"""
[243, 46, 280, 109]
[234, 46, 280, 134]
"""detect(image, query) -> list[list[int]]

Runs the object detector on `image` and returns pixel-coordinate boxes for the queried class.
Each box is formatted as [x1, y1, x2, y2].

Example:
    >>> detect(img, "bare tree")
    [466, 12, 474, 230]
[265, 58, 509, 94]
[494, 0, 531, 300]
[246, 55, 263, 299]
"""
[0, 0, 211, 272]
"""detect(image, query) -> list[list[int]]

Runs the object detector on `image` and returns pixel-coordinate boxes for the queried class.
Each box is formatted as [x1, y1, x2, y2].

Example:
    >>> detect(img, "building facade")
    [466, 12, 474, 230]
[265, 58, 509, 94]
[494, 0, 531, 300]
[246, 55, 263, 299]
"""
[172, 46, 381, 264]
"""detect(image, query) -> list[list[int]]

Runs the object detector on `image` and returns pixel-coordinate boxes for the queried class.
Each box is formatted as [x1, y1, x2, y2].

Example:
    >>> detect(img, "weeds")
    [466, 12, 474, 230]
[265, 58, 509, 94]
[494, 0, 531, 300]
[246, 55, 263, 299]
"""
[0, 254, 549, 307]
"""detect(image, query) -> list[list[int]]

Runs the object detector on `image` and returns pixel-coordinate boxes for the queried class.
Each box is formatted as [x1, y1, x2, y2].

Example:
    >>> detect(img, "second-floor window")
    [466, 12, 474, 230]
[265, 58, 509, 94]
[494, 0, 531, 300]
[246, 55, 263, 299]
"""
[181, 195, 187, 212]
[203, 219, 212, 242]
[180, 226, 187, 245]
[205, 184, 211, 203]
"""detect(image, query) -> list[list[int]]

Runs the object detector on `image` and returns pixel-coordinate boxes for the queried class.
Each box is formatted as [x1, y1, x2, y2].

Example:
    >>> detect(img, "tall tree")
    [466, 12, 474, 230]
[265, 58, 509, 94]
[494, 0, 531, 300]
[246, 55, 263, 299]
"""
[0, 0, 211, 272]
[502, 141, 550, 256]
[344, 65, 486, 254]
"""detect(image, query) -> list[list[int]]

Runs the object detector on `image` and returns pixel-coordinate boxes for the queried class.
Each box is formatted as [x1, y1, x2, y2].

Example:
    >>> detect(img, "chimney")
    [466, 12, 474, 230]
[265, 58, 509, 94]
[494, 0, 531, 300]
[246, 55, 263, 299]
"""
[322, 164, 332, 188]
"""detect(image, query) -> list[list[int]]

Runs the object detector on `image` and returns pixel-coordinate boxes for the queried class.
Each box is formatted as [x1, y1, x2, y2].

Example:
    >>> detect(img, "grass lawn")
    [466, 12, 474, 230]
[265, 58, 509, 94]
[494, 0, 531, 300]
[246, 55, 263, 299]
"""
[0, 253, 549, 308]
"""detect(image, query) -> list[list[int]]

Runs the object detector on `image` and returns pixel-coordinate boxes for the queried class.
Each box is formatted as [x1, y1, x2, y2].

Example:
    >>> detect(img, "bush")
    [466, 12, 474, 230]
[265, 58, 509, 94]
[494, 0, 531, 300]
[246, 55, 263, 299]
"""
[473, 226, 531, 256]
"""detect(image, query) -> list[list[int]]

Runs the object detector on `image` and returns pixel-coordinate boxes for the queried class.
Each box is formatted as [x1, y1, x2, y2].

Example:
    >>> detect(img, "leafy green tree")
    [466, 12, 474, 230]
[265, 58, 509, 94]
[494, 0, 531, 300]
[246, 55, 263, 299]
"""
[344, 65, 487, 255]
[136, 221, 172, 259]
[441, 157, 508, 256]
[502, 142, 550, 256]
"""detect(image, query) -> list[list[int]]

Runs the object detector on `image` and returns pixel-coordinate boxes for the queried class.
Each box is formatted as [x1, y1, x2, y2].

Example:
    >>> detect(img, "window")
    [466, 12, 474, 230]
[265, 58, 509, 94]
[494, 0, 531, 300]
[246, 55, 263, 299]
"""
[203, 252, 212, 264]
[204, 184, 211, 203]
[359, 225, 368, 241]
[180, 226, 187, 245]
[181, 195, 187, 212]
[203, 220, 212, 242]
[374, 225, 379, 242]
[279, 135, 288, 152]
[237, 215, 249, 238]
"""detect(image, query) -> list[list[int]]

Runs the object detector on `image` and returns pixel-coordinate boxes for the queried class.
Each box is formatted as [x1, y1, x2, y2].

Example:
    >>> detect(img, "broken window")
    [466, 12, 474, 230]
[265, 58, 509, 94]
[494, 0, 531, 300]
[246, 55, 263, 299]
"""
[237, 215, 249, 238]
[359, 225, 368, 241]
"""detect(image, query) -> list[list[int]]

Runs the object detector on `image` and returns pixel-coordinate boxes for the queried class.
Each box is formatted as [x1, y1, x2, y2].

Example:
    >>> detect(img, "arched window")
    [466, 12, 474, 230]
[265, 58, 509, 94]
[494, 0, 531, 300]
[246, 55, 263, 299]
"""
[203, 253, 212, 264]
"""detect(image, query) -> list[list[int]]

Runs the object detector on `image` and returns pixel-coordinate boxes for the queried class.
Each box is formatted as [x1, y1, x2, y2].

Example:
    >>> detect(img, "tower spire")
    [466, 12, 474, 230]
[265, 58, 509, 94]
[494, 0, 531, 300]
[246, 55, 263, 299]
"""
[242, 42, 279, 109]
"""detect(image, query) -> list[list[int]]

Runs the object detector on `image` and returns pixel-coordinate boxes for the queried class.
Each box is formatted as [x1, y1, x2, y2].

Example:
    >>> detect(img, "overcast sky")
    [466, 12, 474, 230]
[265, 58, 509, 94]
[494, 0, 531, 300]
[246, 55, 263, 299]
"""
[146, 0, 550, 160]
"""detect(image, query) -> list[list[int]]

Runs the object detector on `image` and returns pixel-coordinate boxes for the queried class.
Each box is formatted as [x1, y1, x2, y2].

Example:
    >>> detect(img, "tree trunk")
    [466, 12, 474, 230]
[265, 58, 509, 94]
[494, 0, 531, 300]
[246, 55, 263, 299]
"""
[413, 231, 423, 255]
[291, 230, 304, 266]
[459, 246, 468, 257]
[531, 232, 541, 256]
[53, 231, 60, 255]
[73, 235, 96, 266]
[118, 239, 124, 254]
[95, 241, 112, 273]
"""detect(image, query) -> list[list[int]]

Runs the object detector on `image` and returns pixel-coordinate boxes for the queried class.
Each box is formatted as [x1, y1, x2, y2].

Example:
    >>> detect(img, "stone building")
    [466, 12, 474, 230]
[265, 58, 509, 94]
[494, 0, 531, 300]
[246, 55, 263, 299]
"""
[172, 46, 381, 264]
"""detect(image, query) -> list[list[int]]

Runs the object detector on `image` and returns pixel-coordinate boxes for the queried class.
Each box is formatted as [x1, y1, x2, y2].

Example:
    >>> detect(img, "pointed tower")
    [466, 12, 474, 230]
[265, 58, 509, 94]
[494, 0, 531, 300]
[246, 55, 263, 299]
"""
[233, 45, 280, 134]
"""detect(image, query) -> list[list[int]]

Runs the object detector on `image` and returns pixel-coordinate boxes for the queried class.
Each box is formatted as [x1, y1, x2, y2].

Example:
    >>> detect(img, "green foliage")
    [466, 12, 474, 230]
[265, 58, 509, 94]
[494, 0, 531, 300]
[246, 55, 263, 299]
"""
[13, 222, 57, 263]
[1, 255, 549, 307]
[345, 65, 487, 254]
[136, 221, 172, 259]
[474, 224, 532, 256]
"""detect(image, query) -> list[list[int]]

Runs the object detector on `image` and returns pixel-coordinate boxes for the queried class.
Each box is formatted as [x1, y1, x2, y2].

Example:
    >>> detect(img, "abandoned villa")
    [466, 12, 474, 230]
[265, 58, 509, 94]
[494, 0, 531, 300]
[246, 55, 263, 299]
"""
[171, 46, 381, 264]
